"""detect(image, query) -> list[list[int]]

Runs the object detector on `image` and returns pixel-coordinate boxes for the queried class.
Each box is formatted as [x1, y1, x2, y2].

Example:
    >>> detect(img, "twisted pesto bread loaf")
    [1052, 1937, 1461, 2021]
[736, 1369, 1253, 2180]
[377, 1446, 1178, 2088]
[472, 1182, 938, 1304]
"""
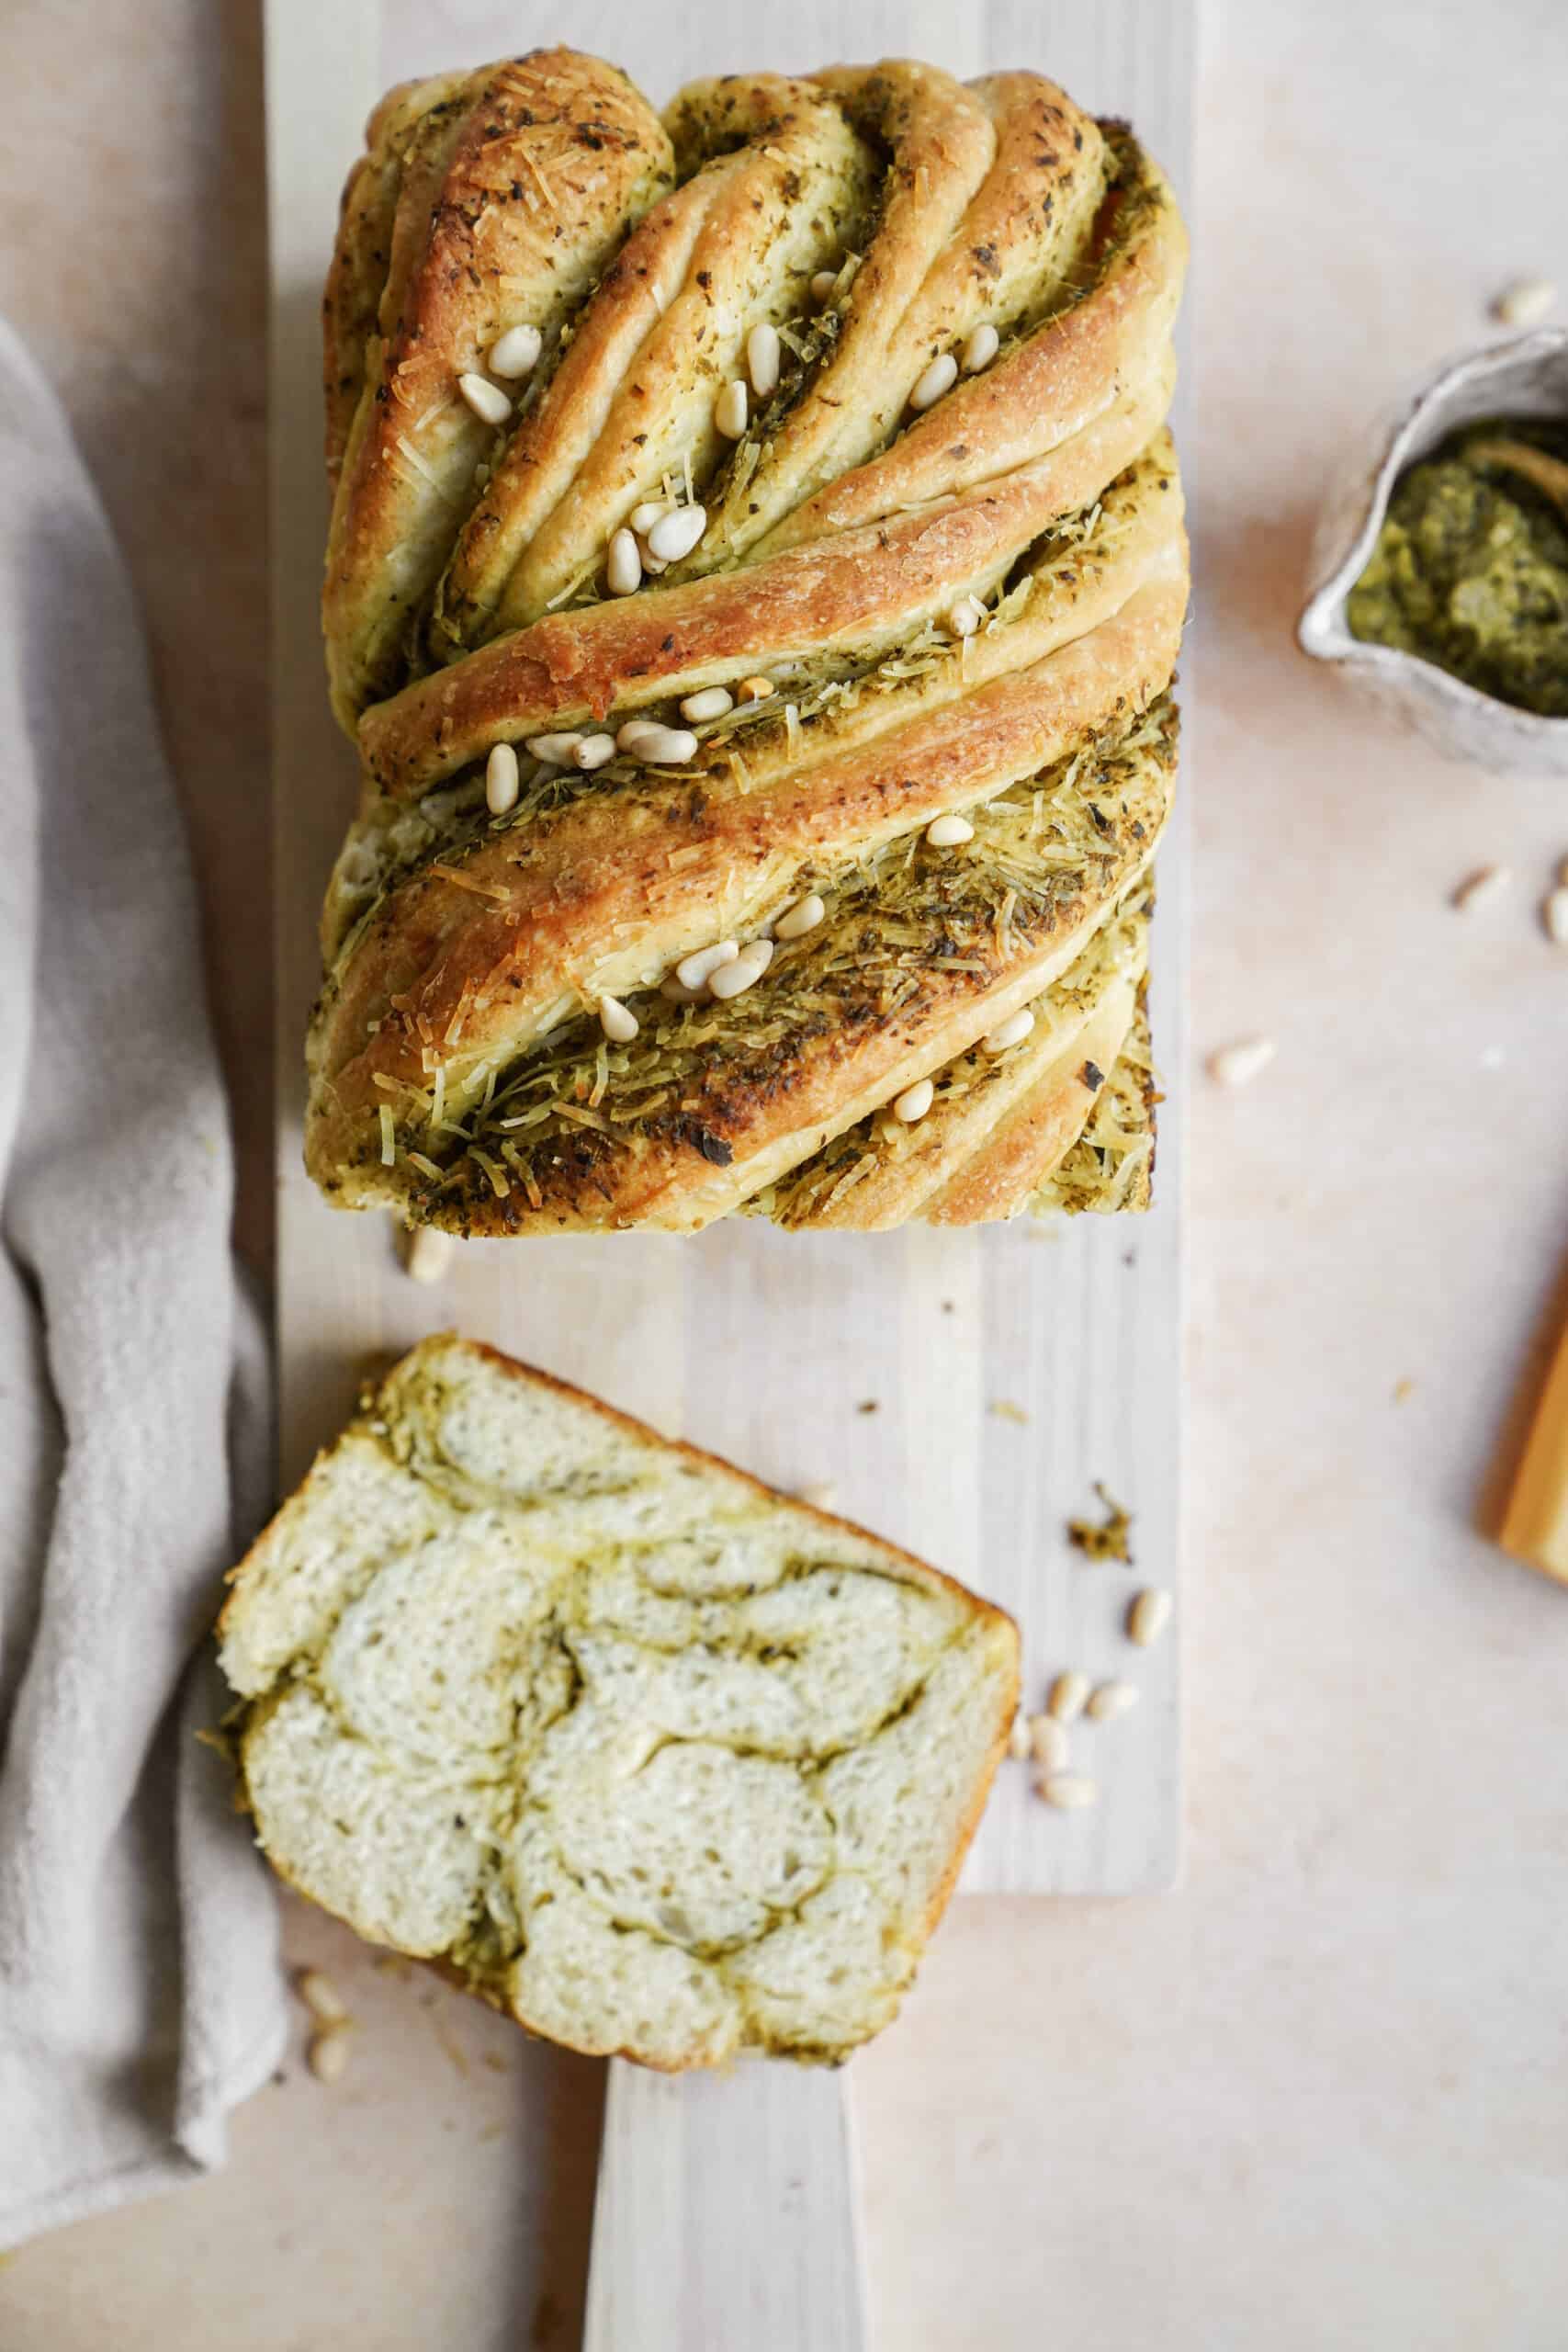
[308, 49, 1187, 1235]
[218, 1336, 1020, 2067]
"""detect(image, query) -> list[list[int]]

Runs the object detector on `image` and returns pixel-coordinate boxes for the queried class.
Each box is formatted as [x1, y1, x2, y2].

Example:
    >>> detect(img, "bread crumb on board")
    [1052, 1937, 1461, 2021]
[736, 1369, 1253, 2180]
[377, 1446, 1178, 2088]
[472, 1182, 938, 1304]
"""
[1066, 1481, 1134, 1563]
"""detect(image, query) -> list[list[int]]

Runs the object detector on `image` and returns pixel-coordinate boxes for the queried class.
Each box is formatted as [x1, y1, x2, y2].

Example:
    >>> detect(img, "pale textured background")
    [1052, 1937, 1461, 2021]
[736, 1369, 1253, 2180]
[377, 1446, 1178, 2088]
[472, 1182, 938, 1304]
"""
[4, 0, 1568, 2345]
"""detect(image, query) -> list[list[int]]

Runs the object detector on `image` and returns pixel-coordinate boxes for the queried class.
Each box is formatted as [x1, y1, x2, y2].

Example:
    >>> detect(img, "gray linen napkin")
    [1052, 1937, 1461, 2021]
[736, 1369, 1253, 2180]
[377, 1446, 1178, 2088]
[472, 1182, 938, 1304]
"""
[0, 322, 286, 2246]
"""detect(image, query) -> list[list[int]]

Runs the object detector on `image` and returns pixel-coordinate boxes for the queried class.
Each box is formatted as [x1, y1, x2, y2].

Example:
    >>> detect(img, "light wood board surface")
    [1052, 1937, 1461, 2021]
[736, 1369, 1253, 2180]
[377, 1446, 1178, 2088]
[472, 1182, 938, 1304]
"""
[272, 0, 1193, 1909]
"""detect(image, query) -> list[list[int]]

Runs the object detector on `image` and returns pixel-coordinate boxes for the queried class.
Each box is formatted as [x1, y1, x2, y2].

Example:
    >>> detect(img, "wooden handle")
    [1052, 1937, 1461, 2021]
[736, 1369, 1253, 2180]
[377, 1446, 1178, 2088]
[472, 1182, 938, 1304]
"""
[1500, 1306, 1568, 1584]
[583, 2058, 866, 2352]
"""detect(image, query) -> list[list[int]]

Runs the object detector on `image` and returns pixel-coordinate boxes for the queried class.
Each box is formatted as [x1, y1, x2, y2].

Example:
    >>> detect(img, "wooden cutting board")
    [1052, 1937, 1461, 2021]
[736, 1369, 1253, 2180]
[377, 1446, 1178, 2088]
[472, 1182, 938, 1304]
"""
[265, 4, 1191, 2337]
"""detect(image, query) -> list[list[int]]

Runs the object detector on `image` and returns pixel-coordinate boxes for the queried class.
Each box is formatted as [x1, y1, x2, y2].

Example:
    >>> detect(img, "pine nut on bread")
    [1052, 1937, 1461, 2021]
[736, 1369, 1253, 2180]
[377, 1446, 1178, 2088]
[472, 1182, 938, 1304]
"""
[216, 1335, 1020, 2070]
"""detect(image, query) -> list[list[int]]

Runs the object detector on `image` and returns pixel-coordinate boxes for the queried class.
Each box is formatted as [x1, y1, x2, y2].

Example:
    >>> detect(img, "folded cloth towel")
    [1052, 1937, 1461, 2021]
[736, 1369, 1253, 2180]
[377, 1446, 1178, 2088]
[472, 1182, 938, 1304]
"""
[0, 322, 286, 2248]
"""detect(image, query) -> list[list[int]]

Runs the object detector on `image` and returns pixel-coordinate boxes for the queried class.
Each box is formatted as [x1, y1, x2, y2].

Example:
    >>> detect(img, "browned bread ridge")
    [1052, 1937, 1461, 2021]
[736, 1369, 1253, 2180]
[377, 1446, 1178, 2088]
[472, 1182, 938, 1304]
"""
[310, 51, 1189, 1235]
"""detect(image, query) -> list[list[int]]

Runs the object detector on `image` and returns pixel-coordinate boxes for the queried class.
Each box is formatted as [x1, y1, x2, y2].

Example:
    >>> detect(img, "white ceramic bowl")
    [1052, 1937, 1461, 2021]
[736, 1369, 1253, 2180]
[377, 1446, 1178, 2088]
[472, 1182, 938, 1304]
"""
[1297, 327, 1568, 777]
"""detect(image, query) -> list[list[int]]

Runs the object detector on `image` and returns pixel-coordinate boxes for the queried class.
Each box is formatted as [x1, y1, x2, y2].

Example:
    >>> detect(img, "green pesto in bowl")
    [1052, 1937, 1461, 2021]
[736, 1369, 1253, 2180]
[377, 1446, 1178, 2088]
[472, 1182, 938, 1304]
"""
[1347, 419, 1568, 718]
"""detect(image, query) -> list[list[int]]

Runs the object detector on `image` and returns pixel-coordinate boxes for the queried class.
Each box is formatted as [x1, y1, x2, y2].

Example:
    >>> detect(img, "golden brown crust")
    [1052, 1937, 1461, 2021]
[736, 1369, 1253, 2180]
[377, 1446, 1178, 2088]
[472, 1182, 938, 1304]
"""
[321, 51, 673, 728]
[309, 51, 1188, 1235]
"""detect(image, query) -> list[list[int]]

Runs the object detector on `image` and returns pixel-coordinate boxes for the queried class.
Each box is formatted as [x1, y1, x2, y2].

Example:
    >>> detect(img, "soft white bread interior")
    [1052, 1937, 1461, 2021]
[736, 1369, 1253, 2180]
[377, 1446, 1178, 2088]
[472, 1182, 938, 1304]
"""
[218, 1335, 1019, 2068]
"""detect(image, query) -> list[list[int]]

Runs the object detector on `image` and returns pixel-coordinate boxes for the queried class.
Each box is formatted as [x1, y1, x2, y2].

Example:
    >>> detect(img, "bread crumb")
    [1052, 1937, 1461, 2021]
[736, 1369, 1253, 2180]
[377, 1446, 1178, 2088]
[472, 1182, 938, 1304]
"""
[1066, 1482, 1133, 1563]
[988, 1398, 1029, 1425]
[1392, 1377, 1416, 1405]
[309, 2030, 350, 2084]
[1492, 276, 1557, 326]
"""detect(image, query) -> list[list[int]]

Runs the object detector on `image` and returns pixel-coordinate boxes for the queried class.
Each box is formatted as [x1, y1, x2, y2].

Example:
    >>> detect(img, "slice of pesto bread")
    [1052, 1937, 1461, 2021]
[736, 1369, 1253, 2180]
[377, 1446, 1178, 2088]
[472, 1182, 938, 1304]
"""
[217, 1335, 1018, 2069]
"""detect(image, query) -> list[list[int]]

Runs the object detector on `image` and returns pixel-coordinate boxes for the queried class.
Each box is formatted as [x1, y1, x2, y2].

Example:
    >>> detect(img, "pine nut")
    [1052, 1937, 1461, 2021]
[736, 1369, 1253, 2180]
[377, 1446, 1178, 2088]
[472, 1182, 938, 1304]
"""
[638, 541, 669, 575]
[628, 501, 671, 536]
[309, 2030, 350, 2083]
[457, 371, 511, 426]
[676, 941, 739, 990]
[1207, 1036, 1276, 1088]
[297, 1967, 349, 2025]
[1545, 885, 1568, 944]
[572, 733, 617, 770]
[681, 686, 734, 723]
[626, 724, 699, 765]
[909, 352, 958, 412]
[983, 1008, 1034, 1053]
[926, 812, 975, 847]
[774, 893, 825, 940]
[1086, 1679, 1139, 1724]
[1046, 1669, 1089, 1723]
[1027, 1714, 1068, 1771]
[616, 718, 664, 752]
[714, 379, 749, 439]
[488, 322, 542, 377]
[738, 674, 775, 702]
[1127, 1587, 1173, 1648]
[893, 1078, 934, 1123]
[1007, 1715, 1032, 1761]
[598, 994, 639, 1043]
[402, 1227, 454, 1285]
[525, 730, 583, 765]
[708, 939, 773, 999]
[747, 322, 781, 398]
[648, 503, 708, 562]
[1038, 1771, 1097, 1811]
[660, 975, 704, 1003]
[1493, 276, 1557, 326]
[796, 1479, 839, 1511]
[963, 322, 999, 372]
[1453, 863, 1511, 911]
[947, 594, 987, 637]
[485, 741, 520, 814]
[606, 527, 642, 596]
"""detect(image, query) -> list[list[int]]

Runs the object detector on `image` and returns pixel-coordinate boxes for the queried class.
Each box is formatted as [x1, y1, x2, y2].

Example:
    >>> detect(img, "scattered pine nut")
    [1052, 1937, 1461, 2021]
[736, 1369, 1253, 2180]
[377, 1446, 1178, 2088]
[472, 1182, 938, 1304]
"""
[926, 812, 976, 847]
[598, 995, 638, 1043]
[811, 269, 840, 305]
[714, 379, 749, 439]
[774, 893, 826, 940]
[485, 741, 520, 815]
[680, 686, 734, 723]
[1027, 1713, 1069, 1771]
[648, 503, 707, 562]
[1452, 863, 1510, 912]
[963, 322, 999, 372]
[737, 675, 775, 703]
[909, 352, 958, 411]
[606, 527, 642, 596]
[983, 1008, 1034, 1053]
[1543, 885, 1568, 944]
[297, 1968, 349, 2025]
[572, 732, 616, 771]
[525, 731, 584, 766]
[676, 941, 740, 990]
[309, 2030, 350, 2084]
[628, 501, 671, 535]
[488, 322, 542, 378]
[401, 1227, 454, 1285]
[1492, 277, 1557, 327]
[1207, 1036, 1276, 1088]
[747, 322, 782, 398]
[1086, 1679, 1139, 1724]
[1037, 1771, 1096, 1811]
[1127, 1587, 1173, 1648]
[893, 1078, 934, 1123]
[616, 718, 664, 752]
[708, 939, 773, 999]
[1007, 1715, 1033, 1761]
[457, 371, 511, 426]
[626, 724, 699, 765]
[946, 594, 987, 638]
[1046, 1669, 1090, 1723]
